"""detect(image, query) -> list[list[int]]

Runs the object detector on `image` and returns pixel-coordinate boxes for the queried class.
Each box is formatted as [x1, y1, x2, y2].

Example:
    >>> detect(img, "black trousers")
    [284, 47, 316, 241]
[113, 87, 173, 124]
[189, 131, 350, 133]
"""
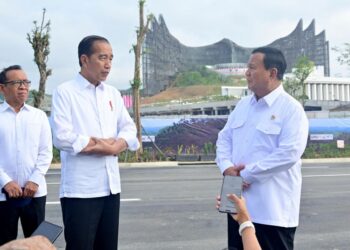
[61, 193, 120, 250]
[0, 196, 46, 245]
[227, 214, 296, 250]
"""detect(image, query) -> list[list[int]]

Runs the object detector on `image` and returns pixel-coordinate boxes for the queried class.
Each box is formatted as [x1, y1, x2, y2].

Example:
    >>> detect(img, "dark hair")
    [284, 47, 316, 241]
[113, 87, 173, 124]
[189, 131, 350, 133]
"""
[252, 47, 287, 80]
[0, 65, 22, 84]
[78, 35, 110, 67]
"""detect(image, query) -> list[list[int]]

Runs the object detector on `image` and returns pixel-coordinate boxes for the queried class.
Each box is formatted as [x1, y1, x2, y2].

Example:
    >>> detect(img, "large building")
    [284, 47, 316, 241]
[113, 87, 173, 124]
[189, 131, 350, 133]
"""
[142, 16, 330, 96]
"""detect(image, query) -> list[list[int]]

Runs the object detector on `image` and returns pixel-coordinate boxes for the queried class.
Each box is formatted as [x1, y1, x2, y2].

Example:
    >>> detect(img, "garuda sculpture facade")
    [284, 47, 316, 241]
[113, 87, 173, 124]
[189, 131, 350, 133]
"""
[142, 15, 329, 96]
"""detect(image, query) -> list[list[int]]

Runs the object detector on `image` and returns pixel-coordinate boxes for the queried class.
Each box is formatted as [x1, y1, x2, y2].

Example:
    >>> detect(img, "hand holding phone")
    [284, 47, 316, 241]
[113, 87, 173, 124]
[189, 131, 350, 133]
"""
[31, 221, 63, 243]
[219, 175, 243, 214]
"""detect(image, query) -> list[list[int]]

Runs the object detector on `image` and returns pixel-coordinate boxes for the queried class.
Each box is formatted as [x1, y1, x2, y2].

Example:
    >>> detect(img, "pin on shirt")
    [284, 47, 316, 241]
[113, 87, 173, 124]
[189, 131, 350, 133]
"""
[109, 100, 113, 111]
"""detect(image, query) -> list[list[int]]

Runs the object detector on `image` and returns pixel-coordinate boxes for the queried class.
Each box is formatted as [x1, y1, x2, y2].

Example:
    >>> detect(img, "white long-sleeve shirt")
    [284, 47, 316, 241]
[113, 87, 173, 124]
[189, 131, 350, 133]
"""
[216, 84, 309, 227]
[51, 74, 139, 198]
[0, 102, 52, 201]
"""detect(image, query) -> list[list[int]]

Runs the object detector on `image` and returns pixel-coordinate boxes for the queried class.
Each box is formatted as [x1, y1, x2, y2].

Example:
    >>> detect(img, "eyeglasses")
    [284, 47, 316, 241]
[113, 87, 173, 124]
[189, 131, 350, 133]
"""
[3, 80, 31, 88]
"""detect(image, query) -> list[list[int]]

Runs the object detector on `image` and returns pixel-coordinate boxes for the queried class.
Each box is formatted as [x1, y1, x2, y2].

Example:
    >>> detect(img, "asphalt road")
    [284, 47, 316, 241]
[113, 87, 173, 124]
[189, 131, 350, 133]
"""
[38, 162, 350, 249]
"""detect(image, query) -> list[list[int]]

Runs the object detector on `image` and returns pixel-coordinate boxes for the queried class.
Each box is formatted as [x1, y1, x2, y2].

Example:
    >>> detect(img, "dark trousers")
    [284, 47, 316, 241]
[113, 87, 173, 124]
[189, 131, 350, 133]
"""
[61, 193, 120, 250]
[0, 196, 46, 245]
[227, 214, 296, 250]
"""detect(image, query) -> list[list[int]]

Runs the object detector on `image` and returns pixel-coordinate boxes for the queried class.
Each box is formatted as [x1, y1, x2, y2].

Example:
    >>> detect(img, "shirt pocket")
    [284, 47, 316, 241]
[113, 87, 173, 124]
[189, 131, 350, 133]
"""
[255, 121, 282, 151]
[256, 122, 281, 135]
[229, 120, 245, 130]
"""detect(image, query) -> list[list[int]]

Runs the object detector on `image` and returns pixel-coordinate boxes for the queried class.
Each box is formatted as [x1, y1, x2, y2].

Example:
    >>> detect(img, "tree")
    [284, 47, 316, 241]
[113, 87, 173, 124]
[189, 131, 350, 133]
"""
[283, 56, 314, 107]
[333, 43, 350, 67]
[131, 0, 153, 160]
[27, 8, 52, 109]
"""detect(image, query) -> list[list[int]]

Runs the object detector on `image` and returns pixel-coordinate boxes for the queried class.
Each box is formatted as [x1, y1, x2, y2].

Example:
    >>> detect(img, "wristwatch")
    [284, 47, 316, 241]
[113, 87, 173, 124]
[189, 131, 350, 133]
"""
[239, 221, 255, 236]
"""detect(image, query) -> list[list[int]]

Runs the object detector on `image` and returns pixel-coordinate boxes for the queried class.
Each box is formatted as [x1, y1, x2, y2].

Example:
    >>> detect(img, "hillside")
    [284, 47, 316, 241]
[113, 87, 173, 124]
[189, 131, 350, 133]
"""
[141, 85, 222, 105]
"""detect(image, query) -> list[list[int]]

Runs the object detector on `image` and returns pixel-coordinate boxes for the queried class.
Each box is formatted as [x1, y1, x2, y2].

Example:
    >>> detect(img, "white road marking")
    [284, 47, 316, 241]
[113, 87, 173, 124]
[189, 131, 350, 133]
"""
[303, 166, 329, 169]
[47, 201, 60, 205]
[46, 198, 141, 205]
[304, 174, 350, 178]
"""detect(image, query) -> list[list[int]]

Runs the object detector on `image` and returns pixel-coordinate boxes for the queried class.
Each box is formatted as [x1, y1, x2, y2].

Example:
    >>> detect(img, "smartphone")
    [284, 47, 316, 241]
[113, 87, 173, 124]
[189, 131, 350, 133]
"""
[219, 175, 243, 214]
[31, 221, 63, 243]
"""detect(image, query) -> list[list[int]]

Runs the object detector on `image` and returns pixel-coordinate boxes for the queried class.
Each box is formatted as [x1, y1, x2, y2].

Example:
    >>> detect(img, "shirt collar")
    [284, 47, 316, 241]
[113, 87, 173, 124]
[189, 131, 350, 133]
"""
[249, 84, 284, 107]
[76, 73, 105, 91]
[0, 100, 30, 113]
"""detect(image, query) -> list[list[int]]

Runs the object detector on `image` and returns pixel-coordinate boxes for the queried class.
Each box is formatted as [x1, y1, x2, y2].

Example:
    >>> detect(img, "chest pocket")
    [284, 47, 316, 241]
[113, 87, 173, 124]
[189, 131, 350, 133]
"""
[256, 122, 281, 135]
[255, 121, 282, 150]
[229, 120, 245, 130]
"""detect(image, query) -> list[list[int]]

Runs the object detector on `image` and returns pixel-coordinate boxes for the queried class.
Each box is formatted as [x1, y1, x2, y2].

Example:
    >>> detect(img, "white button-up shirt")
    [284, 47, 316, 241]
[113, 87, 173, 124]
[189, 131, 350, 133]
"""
[0, 102, 52, 201]
[51, 74, 139, 198]
[216, 85, 309, 227]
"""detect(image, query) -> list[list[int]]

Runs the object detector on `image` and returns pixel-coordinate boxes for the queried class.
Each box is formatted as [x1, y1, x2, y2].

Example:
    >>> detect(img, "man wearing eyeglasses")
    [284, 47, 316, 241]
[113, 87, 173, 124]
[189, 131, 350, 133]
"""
[0, 65, 53, 245]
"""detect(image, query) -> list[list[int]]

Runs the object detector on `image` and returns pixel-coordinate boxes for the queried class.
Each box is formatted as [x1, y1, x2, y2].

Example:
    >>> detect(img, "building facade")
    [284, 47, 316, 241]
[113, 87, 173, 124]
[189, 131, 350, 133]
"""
[142, 15, 330, 96]
[306, 77, 350, 102]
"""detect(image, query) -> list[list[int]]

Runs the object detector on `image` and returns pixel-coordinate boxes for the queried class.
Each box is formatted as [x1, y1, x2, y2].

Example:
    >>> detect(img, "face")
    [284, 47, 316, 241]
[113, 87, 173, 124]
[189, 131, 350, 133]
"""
[0, 69, 30, 108]
[245, 52, 272, 98]
[80, 41, 113, 85]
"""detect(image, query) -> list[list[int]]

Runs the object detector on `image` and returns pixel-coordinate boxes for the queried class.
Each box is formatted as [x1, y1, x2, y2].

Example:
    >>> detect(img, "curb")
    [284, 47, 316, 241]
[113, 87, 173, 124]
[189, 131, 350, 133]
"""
[49, 158, 350, 169]
[301, 157, 350, 163]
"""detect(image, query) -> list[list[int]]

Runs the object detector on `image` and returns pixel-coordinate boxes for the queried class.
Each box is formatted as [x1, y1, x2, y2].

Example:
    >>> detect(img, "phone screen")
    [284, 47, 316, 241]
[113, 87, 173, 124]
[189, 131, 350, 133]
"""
[219, 175, 243, 214]
[31, 221, 63, 243]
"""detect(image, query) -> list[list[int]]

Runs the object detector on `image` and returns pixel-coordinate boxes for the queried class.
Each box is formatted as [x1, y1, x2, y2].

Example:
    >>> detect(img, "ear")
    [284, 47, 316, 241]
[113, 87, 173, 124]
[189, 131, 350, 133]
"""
[80, 55, 89, 67]
[269, 68, 278, 79]
[0, 85, 5, 94]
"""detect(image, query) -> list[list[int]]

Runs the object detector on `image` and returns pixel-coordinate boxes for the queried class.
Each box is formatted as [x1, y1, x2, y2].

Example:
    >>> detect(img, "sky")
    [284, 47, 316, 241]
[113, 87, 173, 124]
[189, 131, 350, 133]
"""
[1, 0, 350, 94]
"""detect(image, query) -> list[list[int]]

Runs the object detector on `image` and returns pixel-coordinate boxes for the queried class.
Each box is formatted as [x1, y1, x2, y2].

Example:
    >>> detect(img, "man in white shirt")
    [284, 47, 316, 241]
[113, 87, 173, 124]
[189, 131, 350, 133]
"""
[51, 35, 139, 250]
[0, 65, 52, 245]
[216, 47, 309, 250]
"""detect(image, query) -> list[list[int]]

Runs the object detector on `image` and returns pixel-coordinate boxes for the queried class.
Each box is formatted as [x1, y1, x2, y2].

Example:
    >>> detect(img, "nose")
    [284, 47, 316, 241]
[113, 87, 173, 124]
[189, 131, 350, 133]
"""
[105, 59, 112, 69]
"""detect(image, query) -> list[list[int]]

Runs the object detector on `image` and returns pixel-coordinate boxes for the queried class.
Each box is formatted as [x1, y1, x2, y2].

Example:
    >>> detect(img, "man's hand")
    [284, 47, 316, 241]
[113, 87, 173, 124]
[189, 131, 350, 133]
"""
[3, 181, 22, 198]
[81, 137, 98, 153]
[223, 164, 245, 176]
[223, 165, 251, 190]
[0, 235, 56, 250]
[23, 181, 39, 198]
[81, 137, 128, 156]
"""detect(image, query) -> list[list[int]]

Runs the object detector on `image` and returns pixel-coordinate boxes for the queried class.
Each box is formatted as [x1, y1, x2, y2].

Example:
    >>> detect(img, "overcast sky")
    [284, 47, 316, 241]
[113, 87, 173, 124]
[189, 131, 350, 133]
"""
[1, 0, 349, 93]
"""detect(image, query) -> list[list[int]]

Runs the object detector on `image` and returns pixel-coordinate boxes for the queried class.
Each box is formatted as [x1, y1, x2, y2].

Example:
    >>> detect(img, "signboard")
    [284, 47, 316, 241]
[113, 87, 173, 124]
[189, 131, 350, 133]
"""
[310, 134, 334, 141]
[337, 140, 345, 149]
[142, 135, 155, 142]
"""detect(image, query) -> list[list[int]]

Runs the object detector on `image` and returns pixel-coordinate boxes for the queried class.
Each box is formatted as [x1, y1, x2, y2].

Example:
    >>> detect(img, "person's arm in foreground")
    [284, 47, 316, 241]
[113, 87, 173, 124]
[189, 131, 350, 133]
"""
[216, 194, 261, 250]
[0, 235, 56, 250]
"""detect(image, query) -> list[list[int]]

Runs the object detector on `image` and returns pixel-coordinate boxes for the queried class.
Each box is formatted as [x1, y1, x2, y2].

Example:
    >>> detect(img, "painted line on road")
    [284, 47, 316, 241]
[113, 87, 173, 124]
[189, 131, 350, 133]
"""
[304, 174, 350, 178]
[46, 198, 141, 205]
[47, 182, 60, 185]
[303, 166, 329, 169]
[121, 198, 141, 202]
[47, 201, 60, 205]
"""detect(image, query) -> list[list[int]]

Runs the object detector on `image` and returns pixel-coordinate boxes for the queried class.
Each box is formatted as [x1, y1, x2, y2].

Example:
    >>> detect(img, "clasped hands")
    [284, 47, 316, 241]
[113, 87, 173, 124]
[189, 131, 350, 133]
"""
[82, 137, 127, 156]
[223, 164, 250, 189]
[3, 181, 38, 198]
